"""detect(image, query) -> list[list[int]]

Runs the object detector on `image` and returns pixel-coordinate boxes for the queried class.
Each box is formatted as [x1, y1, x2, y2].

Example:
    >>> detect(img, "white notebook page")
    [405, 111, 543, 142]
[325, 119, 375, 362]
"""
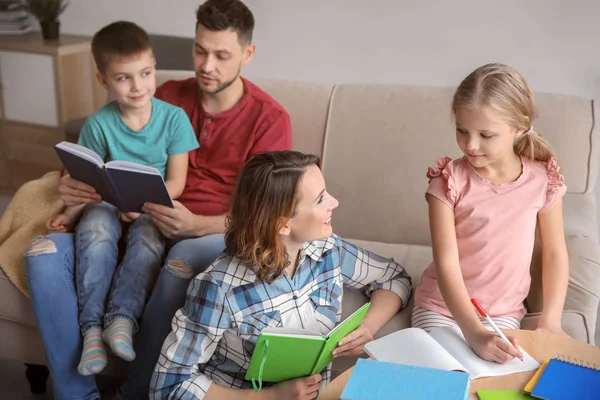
[364, 328, 466, 372]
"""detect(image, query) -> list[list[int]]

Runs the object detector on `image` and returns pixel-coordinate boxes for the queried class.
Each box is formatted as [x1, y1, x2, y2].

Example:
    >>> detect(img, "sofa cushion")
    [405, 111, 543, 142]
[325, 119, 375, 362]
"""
[563, 193, 599, 241]
[0, 195, 11, 216]
[0, 269, 37, 328]
[252, 78, 333, 159]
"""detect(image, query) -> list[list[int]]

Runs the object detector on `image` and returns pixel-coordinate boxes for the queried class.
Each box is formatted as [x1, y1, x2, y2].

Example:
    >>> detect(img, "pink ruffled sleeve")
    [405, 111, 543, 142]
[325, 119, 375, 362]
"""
[540, 157, 567, 213]
[425, 156, 457, 209]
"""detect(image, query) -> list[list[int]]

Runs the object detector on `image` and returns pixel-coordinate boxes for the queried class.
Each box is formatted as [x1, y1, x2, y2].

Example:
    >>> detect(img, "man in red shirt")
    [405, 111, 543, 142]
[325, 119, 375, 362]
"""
[24, 1, 291, 399]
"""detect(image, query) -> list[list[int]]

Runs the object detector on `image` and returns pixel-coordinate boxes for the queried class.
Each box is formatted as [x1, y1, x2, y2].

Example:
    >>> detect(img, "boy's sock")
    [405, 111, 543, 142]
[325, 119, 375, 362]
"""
[78, 327, 107, 376]
[103, 318, 136, 362]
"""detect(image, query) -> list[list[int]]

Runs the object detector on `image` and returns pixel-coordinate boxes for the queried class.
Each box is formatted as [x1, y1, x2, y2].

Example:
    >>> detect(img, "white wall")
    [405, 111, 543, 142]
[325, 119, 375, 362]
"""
[58, 0, 600, 99]
[57, 0, 600, 221]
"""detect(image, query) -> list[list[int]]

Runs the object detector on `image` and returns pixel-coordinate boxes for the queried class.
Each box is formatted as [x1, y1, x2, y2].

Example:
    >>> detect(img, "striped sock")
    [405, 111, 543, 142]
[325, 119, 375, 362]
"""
[103, 318, 135, 362]
[78, 327, 107, 376]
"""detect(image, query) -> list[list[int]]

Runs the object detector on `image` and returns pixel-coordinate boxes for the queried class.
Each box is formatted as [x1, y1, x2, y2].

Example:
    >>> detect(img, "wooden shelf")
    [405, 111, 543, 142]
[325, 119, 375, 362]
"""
[0, 32, 100, 192]
[0, 32, 92, 56]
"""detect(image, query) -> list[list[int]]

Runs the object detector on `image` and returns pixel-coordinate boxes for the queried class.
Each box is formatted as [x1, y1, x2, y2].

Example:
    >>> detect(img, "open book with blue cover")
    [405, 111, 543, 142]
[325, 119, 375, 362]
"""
[54, 141, 173, 213]
[245, 302, 371, 390]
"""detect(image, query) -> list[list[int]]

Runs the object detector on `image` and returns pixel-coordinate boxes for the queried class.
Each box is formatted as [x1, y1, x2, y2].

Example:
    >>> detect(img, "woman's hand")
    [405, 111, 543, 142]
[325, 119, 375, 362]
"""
[464, 328, 523, 364]
[269, 374, 322, 400]
[332, 323, 375, 358]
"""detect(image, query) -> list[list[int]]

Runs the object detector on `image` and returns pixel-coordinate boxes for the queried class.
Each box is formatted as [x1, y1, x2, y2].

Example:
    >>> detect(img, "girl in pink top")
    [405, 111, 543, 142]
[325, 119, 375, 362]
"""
[412, 63, 569, 364]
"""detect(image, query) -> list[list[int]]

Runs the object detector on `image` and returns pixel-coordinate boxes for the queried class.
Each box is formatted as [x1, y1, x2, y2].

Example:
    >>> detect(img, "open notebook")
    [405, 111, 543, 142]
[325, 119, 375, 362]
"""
[364, 327, 540, 379]
[245, 303, 371, 389]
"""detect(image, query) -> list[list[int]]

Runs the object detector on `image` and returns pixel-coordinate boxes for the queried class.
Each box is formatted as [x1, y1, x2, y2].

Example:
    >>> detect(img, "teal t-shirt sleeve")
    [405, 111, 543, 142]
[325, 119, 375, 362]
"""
[167, 108, 200, 155]
[77, 118, 108, 161]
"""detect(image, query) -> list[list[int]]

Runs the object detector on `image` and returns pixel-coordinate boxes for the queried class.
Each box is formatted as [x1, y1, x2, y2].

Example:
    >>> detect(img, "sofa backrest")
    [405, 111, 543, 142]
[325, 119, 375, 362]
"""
[155, 71, 599, 246]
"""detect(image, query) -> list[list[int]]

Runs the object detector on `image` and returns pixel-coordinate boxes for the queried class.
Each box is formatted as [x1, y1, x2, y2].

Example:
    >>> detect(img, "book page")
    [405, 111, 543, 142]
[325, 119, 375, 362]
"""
[364, 328, 466, 373]
[55, 141, 104, 166]
[105, 160, 162, 175]
[261, 327, 322, 338]
[429, 326, 540, 379]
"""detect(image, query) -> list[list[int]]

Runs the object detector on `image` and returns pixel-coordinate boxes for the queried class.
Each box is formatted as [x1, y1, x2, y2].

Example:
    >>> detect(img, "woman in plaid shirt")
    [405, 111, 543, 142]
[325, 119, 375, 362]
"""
[151, 151, 413, 400]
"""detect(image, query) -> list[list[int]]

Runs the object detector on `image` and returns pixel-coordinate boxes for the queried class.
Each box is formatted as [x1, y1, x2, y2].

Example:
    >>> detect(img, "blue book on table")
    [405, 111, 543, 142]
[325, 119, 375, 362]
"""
[341, 358, 470, 400]
[530, 357, 600, 400]
[54, 141, 173, 213]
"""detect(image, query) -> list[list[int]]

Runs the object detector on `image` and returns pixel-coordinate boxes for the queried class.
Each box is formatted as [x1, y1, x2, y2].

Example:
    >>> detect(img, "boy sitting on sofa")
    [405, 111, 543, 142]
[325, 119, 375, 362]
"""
[46, 20, 199, 376]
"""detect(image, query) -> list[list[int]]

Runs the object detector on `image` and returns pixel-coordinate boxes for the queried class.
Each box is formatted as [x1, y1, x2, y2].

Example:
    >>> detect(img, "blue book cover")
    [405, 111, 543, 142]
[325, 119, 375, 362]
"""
[54, 141, 173, 213]
[341, 359, 470, 400]
[531, 358, 600, 400]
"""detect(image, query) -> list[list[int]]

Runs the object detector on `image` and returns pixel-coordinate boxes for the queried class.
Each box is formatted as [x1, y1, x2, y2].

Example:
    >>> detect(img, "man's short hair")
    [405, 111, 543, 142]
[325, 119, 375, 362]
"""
[92, 21, 153, 74]
[196, 0, 254, 45]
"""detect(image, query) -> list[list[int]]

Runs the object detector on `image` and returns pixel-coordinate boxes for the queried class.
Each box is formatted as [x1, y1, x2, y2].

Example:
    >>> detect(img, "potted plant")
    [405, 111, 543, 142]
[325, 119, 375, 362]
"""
[20, 0, 69, 41]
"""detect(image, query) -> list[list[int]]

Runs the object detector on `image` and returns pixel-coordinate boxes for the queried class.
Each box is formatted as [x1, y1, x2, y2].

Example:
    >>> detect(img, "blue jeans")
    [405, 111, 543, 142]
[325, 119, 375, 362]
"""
[25, 231, 225, 400]
[76, 202, 165, 333]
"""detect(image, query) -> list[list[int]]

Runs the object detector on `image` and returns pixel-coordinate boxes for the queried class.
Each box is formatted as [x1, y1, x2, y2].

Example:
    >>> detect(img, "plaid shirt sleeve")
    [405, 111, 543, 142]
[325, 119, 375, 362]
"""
[150, 273, 233, 400]
[338, 237, 412, 306]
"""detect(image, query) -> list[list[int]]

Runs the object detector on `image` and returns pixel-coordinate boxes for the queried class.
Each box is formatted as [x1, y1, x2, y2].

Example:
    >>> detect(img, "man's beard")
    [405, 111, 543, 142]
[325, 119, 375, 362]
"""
[197, 65, 241, 95]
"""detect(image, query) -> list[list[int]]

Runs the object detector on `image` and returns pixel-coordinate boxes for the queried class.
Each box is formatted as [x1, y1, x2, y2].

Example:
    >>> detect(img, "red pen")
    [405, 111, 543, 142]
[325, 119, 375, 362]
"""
[471, 298, 523, 362]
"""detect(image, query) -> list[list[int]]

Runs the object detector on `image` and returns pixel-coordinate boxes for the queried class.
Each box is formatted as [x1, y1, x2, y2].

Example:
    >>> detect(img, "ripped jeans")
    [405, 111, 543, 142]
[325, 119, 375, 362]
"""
[25, 231, 225, 400]
[76, 202, 165, 334]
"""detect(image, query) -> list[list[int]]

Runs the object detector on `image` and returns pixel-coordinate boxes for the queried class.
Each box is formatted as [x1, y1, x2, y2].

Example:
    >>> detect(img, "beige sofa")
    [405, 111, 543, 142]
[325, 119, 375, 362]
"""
[1, 70, 599, 388]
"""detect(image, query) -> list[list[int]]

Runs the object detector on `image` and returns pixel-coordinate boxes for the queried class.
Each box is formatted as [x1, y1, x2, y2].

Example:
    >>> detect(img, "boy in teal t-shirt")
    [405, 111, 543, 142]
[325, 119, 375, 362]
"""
[47, 21, 198, 376]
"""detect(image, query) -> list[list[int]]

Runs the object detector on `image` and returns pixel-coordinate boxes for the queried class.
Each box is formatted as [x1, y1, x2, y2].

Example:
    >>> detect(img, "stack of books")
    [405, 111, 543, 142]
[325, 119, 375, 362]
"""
[0, 1, 32, 35]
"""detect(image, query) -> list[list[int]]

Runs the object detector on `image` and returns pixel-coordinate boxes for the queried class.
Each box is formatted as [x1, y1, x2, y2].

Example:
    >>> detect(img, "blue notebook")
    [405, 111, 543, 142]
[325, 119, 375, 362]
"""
[341, 358, 470, 400]
[531, 357, 600, 400]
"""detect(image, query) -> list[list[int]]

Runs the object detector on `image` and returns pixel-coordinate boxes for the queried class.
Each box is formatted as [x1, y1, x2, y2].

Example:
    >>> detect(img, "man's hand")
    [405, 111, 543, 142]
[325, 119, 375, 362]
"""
[332, 324, 375, 358]
[142, 200, 198, 239]
[59, 173, 102, 206]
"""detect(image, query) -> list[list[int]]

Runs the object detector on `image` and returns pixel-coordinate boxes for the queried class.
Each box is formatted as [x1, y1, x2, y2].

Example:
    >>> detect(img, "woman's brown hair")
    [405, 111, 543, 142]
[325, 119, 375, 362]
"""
[452, 63, 555, 162]
[225, 150, 321, 283]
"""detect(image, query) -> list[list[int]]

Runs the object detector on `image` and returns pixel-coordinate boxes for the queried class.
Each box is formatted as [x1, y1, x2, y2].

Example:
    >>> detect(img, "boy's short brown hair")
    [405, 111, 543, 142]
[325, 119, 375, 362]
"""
[92, 21, 153, 74]
[196, 0, 254, 45]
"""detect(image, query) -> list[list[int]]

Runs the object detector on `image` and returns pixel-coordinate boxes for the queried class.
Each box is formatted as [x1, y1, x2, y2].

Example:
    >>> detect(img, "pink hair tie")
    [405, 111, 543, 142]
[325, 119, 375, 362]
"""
[524, 126, 534, 135]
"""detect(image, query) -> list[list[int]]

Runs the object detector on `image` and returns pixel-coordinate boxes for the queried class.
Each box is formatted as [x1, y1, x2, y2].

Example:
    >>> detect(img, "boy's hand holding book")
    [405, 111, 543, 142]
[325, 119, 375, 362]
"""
[59, 173, 102, 206]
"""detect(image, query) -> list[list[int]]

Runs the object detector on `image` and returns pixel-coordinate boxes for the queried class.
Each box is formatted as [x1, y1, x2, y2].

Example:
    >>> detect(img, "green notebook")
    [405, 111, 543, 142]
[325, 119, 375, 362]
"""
[245, 302, 371, 390]
[477, 390, 532, 399]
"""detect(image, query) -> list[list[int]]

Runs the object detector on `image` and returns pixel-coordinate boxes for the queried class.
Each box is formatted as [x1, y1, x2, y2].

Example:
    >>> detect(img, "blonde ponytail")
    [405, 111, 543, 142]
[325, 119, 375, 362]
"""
[453, 63, 557, 163]
[513, 129, 555, 162]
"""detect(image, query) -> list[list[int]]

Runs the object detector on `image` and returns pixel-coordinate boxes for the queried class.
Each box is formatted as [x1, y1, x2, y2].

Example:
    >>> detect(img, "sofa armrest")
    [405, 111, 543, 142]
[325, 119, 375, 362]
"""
[562, 235, 600, 343]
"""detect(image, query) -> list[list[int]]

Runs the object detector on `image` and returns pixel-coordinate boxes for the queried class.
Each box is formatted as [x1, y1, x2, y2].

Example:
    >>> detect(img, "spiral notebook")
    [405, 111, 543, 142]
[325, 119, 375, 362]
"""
[530, 355, 600, 400]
